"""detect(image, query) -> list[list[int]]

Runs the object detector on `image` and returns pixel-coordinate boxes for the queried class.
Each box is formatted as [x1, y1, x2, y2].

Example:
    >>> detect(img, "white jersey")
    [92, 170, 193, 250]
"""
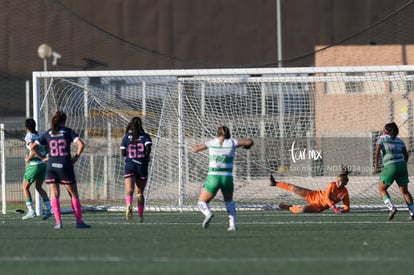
[376, 134, 406, 166]
[205, 138, 238, 176]
[25, 132, 46, 165]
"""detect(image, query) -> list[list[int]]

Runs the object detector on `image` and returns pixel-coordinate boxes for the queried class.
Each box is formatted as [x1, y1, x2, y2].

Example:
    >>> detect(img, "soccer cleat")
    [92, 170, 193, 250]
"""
[269, 174, 277, 186]
[76, 222, 91, 229]
[22, 210, 36, 220]
[408, 214, 414, 222]
[279, 203, 292, 210]
[126, 204, 132, 220]
[227, 225, 237, 232]
[388, 207, 398, 221]
[138, 216, 144, 223]
[42, 209, 52, 220]
[54, 223, 62, 229]
[202, 213, 214, 229]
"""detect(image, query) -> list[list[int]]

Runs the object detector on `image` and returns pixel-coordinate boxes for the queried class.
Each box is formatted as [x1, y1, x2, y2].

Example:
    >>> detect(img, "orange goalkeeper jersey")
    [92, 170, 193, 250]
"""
[305, 182, 350, 212]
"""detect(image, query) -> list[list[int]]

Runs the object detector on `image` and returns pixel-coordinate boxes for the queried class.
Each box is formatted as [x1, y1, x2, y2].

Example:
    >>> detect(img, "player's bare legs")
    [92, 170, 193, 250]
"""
[378, 182, 398, 220]
[55, 183, 91, 229]
[198, 188, 215, 228]
[270, 174, 319, 214]
[34, 180, 49, 203]
[223, 192, 237, 231]
[33, 179, 51, 220]
[398, 185, 414, 221]
[125, 177, 134, 220]
[270, 174, 309, 197]
[22, 181, 33, 204]
[399, 185, 413, 205]
[49, 183, 62, 228]
[21, 180, 36, 219]
[135, 177, 147, 223]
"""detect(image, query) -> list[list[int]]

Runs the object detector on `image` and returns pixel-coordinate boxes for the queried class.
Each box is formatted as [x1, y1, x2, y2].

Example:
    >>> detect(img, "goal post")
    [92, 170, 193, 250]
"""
[32, 65, 414, 211]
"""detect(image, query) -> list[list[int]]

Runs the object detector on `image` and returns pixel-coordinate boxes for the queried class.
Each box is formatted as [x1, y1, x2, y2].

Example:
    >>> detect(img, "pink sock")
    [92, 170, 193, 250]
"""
[125, 195, 133, 206]
[138, 205, 144, 217]
[71, 198, 82, 223]
[51, 198, 61, 224]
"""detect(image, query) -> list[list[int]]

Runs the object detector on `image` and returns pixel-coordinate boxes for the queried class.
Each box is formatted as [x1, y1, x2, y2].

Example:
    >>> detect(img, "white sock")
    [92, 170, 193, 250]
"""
[225, 200, 237, 227]
[383, 196, 394, 210]
[198, 200, 212, 217]
[25, 201, 34, 212]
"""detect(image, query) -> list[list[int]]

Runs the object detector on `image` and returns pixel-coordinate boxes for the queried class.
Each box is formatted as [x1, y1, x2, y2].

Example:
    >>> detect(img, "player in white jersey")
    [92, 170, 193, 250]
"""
[374, 122, 414, 221]
[192, 126, 254, 231]
[21, 118, 52, 220]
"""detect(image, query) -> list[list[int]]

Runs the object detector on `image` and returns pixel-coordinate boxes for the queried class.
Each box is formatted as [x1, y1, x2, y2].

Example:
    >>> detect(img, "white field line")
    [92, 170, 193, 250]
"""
[0, 255, 409, 263]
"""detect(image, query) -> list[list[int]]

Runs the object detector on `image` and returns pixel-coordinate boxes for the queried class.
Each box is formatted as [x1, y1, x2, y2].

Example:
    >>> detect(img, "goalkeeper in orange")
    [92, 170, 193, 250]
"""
[270, 166, 350, 214]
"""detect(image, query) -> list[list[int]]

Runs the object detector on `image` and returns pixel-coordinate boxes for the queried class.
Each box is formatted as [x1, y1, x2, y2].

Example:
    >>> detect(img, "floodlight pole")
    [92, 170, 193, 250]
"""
[275, 1, 286, 170]
[35, 43, 61, 216]
[43, 58, 48, 71]
[34, 45, 50, 217]
[276, 0, 283, 67]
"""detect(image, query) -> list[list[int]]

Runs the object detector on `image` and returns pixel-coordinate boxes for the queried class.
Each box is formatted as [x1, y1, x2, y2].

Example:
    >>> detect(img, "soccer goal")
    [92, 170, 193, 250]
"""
[31, 65, 414, 211]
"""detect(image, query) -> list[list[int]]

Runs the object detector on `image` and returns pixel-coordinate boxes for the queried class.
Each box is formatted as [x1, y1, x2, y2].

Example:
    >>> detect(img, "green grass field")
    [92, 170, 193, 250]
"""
[0, 209, 413, 275]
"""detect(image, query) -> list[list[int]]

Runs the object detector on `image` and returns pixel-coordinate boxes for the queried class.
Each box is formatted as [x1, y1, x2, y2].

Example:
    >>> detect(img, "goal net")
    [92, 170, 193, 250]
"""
[32, 66, 414, 211]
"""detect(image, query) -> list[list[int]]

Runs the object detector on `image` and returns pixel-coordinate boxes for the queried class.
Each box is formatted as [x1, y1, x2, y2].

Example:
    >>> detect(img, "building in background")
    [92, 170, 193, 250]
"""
[1, 0, 414, 118]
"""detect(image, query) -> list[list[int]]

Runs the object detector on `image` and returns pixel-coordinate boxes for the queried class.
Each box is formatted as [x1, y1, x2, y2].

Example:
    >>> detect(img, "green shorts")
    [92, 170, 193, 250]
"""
[204, 175, 234, 195]
[24, 163, 46, 184]
[380, 161, 409, 186]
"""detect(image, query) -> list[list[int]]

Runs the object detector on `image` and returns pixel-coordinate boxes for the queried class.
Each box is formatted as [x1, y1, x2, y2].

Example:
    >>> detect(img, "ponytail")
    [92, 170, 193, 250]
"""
[51, 111, 67, 135]
[25, 118, 37, 135]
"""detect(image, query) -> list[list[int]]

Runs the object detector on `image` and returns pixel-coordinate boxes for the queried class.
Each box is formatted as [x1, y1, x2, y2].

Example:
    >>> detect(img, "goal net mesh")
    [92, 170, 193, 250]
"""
[32, 66, 414, 211]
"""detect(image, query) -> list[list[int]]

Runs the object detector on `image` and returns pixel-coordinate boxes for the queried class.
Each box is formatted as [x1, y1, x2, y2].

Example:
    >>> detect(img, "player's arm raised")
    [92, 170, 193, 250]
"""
[192, 143, 207, 153]
[237, 138, 254, 149]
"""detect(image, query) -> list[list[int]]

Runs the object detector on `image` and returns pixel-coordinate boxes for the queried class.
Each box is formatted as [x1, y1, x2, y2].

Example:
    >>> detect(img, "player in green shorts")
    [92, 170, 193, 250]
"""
[192, 125, 254, 231]
[22, 118, 52, 220]
[374, 122, 414, 221]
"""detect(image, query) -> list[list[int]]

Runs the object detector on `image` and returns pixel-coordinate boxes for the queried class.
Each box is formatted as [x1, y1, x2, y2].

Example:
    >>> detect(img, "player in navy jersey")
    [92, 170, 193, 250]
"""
[120, 117, 152, 222]
[30, 111, 90, 229]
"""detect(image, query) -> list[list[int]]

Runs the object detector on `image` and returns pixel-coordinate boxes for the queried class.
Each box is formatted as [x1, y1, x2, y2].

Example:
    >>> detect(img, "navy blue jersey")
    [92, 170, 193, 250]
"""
[36, 127, 79, 184]
[120, 132, 152, 178]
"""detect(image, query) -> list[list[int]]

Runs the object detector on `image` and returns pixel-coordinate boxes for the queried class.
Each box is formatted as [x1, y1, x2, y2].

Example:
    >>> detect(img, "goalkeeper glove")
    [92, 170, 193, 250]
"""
[330, 205, 342, 214]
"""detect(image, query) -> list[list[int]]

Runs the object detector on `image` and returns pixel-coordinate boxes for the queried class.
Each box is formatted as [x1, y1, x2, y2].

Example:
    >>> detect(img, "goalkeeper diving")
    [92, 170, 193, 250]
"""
[270, 165, 350, 214]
